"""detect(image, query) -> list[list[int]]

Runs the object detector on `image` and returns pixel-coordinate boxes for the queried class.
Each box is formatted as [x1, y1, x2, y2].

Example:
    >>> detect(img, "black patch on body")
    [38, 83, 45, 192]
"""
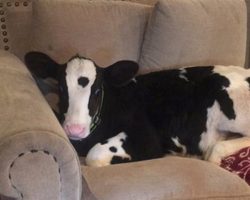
[78, 77, 89, 88]
[100, 140, 108, 145]
[193, 71, 235, 120]
[165, 138, 185, 154]
[109, 146, 117, 153]
[134, 66, 236, 155]
[111, 156, 131, 164]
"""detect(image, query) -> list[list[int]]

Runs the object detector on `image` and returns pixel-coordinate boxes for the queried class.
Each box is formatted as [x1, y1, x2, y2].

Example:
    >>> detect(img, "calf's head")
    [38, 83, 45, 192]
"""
[25, 52, 138, 140]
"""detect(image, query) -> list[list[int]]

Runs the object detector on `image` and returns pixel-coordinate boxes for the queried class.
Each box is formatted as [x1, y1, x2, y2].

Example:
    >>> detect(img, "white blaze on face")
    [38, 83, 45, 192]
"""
[63, 57, 97, 139]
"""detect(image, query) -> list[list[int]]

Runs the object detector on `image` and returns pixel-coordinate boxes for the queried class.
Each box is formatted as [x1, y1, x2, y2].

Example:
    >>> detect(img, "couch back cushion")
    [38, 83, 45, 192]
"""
[139, 0, 248, 73]
[29, 0, 152, 67]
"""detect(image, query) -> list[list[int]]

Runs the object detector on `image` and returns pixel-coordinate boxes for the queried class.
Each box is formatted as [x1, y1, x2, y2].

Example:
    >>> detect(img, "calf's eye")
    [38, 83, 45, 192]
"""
[78, 77, 89, 88]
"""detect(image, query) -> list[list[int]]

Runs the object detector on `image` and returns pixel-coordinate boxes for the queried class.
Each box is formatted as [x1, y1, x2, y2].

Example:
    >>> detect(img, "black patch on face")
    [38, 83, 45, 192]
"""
[57, 65, 69, 123]
[78, 77, 89, 88]
[88, 67, 104, 117]
[109, 146, 117, 153]
[111, 156, 131, 164]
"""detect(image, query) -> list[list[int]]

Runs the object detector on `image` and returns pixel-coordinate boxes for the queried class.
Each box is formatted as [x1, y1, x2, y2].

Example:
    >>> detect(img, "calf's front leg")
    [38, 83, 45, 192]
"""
[206, 137, 250, 165]
[85, 132, 131, 167]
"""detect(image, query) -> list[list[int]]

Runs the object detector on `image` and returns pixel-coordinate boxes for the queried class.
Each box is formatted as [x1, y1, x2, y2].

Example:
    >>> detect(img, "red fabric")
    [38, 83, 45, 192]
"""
[220, 147, 250, 185]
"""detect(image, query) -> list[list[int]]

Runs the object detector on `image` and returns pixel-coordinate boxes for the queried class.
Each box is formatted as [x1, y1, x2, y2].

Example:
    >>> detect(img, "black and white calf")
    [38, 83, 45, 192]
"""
[25, 52, 250, 167]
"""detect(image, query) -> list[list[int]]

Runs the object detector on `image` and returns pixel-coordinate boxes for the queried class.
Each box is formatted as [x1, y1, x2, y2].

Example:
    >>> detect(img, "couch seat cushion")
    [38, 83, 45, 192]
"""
[82, 156, 250, 200]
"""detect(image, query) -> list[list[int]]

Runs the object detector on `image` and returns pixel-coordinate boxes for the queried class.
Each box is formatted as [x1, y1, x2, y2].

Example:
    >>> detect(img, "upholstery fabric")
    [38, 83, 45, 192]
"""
[139, 0, 247, 73]
[82, 156, 250, 200]
[30, 0, 152, 67]
[0, 0, 32, 60]
[245, 0, 250, 67]
[91, 0, 158, 5]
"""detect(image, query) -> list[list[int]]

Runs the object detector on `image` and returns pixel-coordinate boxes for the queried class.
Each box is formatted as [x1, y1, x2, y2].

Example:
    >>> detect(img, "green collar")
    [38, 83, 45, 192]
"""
[90, 85, 104, 133]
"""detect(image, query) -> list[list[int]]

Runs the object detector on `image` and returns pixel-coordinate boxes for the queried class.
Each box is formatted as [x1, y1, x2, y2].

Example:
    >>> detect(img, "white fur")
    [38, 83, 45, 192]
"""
[63, 58, 97, 138]
[199, 66, 250, 162]
[86, 132, 131, 167]
[199, 101, 225, 152]
[214, 66, 250, 135]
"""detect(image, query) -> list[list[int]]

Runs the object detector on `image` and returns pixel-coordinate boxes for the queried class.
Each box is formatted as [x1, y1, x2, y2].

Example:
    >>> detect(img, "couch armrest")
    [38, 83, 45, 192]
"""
[0, 50, 82, 200]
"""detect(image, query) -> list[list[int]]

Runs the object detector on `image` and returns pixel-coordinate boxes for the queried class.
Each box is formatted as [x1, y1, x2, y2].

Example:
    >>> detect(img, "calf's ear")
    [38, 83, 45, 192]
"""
[24, 51, 60, 79]
[103, 60, 139, 87]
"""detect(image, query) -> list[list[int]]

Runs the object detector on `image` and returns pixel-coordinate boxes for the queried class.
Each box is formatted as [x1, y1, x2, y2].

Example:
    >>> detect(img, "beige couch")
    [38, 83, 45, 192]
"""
[1, 0, 250, 199]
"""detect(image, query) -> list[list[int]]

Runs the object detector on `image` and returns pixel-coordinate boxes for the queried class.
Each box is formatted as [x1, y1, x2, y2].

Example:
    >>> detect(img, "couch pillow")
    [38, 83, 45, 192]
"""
[221, 146, 250, 185]
[139, 0, 247, 73]
[30, 0, 152, 67]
